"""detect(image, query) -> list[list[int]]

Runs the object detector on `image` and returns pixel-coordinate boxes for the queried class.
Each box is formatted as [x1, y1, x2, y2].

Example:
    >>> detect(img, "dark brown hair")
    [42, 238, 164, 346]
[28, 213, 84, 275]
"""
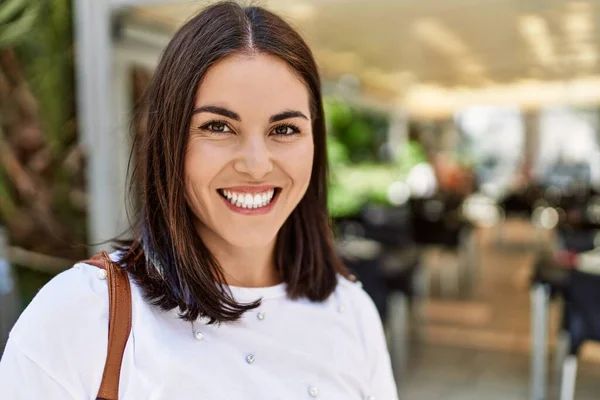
[119, 1, 350, 323]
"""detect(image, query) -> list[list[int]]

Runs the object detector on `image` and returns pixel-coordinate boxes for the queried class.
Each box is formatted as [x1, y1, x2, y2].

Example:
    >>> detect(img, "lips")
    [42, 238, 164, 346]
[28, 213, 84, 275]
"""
[218, 189, 275, 209]
[217, 186, 281, 210]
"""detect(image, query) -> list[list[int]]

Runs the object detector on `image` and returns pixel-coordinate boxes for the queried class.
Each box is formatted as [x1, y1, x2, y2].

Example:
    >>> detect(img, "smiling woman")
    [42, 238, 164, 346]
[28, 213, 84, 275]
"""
[0, 2, 398, 399]
[186, 53, 315, 257]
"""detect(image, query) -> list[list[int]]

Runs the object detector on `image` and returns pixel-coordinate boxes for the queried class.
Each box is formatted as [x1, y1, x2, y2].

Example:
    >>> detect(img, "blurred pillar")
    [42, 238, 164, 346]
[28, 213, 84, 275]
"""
[74, 0, 130, 253]
[112, 55, 134, 237]
[440, 119, 460, 153]
[523, 111, 540, 178]
[388, 110, 409, 161]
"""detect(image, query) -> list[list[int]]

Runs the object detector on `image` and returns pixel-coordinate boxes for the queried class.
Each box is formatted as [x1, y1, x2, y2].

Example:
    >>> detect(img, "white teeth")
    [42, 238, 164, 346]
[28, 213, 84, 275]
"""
[220, 189, 277, 209]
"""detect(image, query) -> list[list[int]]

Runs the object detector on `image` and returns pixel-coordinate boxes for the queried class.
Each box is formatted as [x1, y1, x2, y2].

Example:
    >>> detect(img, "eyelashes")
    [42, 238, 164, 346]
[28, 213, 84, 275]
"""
[198, 119, 302, 137]
[199, 120, 232, 134]
[271, 123, 301, 136]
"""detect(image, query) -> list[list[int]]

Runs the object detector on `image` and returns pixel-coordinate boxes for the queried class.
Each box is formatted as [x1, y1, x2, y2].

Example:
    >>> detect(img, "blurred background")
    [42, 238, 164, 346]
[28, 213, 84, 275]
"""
[2, 0, 600, 399]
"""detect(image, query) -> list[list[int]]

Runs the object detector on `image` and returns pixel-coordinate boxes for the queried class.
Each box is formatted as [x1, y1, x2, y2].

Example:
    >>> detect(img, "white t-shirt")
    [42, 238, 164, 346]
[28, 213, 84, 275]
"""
[0, 258, 398, 399]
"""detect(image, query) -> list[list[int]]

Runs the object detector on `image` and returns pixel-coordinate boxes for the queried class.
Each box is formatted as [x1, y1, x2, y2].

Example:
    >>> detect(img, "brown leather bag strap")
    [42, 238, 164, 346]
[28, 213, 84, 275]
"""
[83, 251, 132, 400]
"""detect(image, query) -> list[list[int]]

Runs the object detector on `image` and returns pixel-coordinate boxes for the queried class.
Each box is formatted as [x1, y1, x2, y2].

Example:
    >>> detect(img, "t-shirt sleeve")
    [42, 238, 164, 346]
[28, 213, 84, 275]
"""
[0, 263, 111, 399]
[0, 338, 78, 399]
[350, 282, 399, 400]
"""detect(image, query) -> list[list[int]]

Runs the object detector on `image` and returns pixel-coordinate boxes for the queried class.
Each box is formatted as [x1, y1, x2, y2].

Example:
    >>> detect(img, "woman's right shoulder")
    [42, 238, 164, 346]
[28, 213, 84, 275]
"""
[7, 261, 112, 394]
[10, 260, 112, 345]
[11, 261, 111, 340]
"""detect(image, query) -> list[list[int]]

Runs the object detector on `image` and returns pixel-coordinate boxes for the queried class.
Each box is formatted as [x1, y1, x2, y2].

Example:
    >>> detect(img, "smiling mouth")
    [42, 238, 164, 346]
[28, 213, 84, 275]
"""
[217, 188, 281, 209]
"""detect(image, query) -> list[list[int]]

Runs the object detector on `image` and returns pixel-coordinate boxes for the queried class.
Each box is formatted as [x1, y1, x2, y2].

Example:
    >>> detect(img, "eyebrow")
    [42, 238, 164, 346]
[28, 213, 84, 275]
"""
[193, 105, 240, 121]
[192, 105, 309, 123]
[269, 110, 309, 123]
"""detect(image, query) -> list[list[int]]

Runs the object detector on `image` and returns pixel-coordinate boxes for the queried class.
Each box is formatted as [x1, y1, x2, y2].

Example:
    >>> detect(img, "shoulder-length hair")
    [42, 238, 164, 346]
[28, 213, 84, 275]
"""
[119, 1, 350, 323]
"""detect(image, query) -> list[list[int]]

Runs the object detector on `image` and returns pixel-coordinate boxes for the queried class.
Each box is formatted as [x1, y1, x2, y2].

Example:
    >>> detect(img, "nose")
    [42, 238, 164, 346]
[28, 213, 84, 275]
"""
[233, 135, 273, 179]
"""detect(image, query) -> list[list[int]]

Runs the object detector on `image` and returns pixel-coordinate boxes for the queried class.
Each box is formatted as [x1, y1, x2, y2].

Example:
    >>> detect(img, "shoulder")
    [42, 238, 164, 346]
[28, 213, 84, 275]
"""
[336, 275, 370, 305]
[11, 261, 111, 337]
[13, 250, 129, 336]
[7, 261, 112, 397]
[335, 275, 398, 397]
[335, 274, 382, 328]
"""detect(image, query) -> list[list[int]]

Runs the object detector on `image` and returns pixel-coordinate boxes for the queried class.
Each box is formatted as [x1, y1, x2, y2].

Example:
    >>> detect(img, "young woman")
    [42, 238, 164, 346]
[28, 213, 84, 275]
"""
[0, 2, 397, 399]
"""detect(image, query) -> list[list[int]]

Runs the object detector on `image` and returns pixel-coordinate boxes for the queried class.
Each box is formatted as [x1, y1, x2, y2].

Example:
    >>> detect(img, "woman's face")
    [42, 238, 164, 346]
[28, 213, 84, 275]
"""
[185, 53, 314, 249]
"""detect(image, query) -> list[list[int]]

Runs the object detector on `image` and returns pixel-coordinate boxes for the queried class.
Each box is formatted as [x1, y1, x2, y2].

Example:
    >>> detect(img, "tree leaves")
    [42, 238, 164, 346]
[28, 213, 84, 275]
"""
[0, 0, 42, 48]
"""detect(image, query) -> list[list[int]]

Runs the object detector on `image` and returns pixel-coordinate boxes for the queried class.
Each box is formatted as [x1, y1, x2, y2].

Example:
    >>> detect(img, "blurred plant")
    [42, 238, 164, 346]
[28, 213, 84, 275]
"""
[395, 139, 428, 175]
[324, 95, 389, 164]
[0, 0, 86, 260]
[326, 136, 349, 168]
[324, 96, 398, 217]
[324, 96, 352, 135]
[0, 0, 41, 47]
[327, 164, 399, 218]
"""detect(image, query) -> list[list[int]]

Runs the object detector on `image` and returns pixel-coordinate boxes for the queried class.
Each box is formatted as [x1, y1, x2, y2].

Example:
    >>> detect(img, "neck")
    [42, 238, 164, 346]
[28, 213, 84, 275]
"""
[196, 224, 281, 288]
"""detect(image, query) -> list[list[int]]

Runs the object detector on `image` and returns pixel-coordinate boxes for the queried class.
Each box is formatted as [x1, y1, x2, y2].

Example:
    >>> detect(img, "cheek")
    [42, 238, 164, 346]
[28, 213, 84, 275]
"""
[184, 141, 227, 203]
[278, 139, 314, 188]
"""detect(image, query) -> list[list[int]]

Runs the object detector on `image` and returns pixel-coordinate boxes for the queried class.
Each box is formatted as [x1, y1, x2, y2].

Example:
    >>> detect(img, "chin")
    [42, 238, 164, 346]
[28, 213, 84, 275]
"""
[220, 228, 280, 249]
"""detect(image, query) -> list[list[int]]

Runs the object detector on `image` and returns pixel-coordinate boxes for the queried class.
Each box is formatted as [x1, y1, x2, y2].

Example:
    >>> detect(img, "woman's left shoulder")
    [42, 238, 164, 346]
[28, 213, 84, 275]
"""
[335, 275, 399, 398]
[335, 274, 380, 323]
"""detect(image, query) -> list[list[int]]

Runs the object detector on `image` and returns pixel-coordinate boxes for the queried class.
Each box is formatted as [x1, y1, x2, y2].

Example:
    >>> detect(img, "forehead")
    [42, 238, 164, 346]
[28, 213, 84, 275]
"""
[194, 53, 311, 116]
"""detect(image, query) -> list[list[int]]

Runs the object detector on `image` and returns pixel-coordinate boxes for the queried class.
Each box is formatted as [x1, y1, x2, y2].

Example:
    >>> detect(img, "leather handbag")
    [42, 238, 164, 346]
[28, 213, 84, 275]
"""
[82, 251, 132, 400]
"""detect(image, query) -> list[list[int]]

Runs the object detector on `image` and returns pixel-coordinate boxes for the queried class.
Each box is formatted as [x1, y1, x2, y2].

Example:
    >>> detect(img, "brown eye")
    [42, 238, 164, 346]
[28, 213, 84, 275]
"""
[276, 126, 290, 135]
[272, 125, 299, 136]
[200, 121, 232, 134]
[208, 122, 229, 132]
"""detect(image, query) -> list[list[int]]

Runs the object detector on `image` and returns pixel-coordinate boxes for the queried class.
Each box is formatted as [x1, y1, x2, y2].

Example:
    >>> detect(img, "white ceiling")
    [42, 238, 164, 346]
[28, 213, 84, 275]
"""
[126, 0, 600, 117]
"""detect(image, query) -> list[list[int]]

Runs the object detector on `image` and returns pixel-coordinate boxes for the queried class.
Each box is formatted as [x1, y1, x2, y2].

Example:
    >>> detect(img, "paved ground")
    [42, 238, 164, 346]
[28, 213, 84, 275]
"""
[396, 219, 600, 399]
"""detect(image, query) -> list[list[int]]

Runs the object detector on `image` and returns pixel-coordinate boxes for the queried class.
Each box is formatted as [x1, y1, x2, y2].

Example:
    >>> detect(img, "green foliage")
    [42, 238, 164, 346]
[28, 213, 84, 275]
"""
[18, 0, 74, 152]
[0, 0, 41, 47]
[327, 164, 401, 218]
[395, 140, 428, 175]
[0, 0, 73, 152]
[324, 96, 399, 218]
[0, 0, 83, 259]
[326, 136, 349, 167]
[0, 168, 17, 217]
[323, 95, 389, 164]
[324, 96, 353, 134]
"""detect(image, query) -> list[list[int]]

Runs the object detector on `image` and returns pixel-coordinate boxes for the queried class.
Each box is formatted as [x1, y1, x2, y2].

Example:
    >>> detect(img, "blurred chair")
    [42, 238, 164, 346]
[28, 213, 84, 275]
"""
[529, 251, 570, 400]
[500, 185, 542, 219]
[461, 193, 504, 288]
[529, 231, 599, 400]
[495, 185, 544, 247]
[362, 204, 422, 382]
[337, 236, 387, 317]
[336, 203, 422, 383]
[409, 194, 471, 297]
[557, 254, 600, 400]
